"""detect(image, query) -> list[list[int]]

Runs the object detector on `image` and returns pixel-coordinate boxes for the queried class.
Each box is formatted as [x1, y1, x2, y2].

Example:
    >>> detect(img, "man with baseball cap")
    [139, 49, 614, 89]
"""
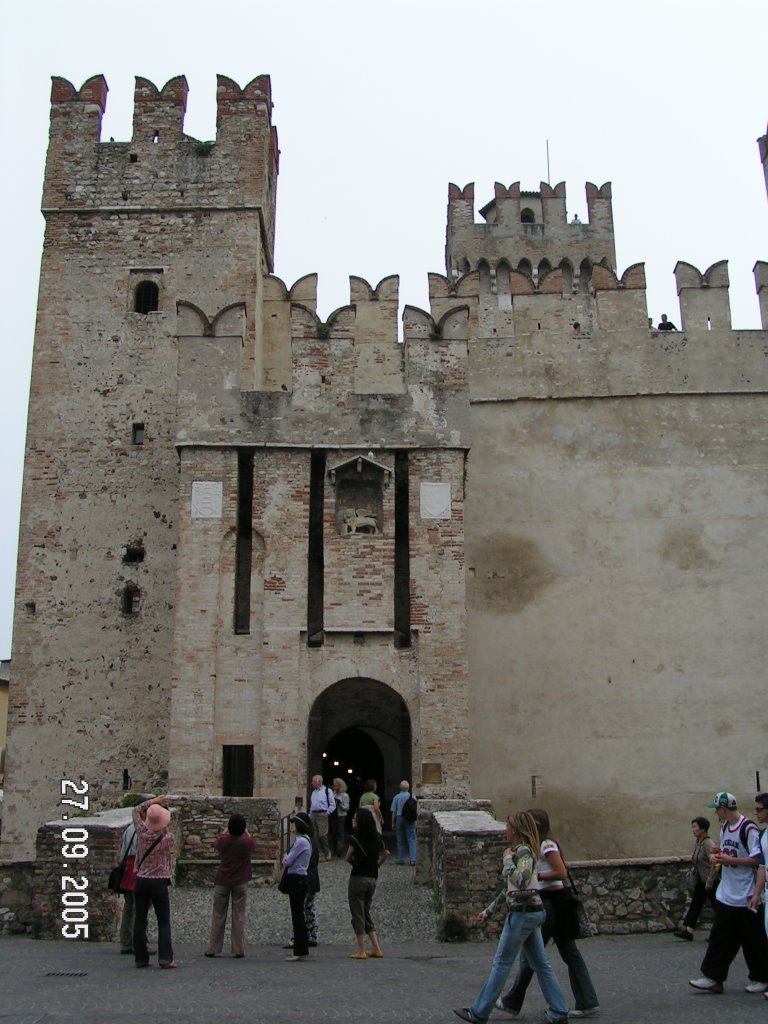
[689, 791, 768, 994]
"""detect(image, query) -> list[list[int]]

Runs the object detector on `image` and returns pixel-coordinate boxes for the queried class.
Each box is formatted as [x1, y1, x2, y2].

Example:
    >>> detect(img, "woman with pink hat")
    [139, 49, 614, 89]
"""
[132, 795, 176, 969]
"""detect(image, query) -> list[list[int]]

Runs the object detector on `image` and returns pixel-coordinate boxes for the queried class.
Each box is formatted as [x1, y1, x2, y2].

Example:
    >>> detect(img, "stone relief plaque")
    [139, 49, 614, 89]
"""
[420, 482, 451, 519]
[191, 481, 223, 519]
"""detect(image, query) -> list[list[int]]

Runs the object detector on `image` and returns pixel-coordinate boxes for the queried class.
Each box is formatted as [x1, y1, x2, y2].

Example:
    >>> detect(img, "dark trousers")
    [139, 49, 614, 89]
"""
[701, 901, 768, 983]
[133, 877, 173, 966]
[684, 877, 718, 929]
[286, 875, 309, 956]
[502, 889, 598, 1013]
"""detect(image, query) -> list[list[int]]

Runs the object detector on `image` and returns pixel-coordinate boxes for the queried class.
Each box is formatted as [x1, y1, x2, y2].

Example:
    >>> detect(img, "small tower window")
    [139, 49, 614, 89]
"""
[123, 541, 145, 565]
[122, 584, 141, 615]
[132, 422, 145, 445]
[521, 208, 535, 223]
[134, 281, 159, 314]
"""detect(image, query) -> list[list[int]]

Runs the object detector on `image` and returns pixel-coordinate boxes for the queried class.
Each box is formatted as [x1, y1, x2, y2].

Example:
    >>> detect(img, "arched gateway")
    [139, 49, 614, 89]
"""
[307, 678, 412, 816]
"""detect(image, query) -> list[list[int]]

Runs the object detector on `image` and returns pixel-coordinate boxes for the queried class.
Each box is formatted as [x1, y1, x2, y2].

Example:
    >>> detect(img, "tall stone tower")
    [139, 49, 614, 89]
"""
[3, 74, 278, 858]
[4, 74, 471, 859]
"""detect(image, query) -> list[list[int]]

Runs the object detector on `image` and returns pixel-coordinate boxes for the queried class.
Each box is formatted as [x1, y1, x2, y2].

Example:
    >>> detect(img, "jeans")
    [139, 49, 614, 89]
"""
[503, 891, 598, 1013]
[119, 891, 135, 952]
[133, 877, 173, 966]
[469, 909, 568, 1022]
[396, 817, 416, 863]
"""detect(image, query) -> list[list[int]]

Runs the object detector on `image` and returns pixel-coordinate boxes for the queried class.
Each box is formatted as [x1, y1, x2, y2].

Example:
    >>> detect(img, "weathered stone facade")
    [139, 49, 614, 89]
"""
[2, 73, 768, 864]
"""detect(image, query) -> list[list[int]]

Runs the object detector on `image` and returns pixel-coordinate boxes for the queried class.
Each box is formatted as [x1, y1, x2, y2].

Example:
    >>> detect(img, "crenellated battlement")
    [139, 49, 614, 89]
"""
[176, 272, 470, 451]
[446, 180, 616, 283]
[759, 122, 768, 199]
[42, 74, 279, 262]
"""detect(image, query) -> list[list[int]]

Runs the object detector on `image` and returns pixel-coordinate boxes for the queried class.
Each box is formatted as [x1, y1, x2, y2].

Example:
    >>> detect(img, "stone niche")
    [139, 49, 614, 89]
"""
[329, 454, 391, 537]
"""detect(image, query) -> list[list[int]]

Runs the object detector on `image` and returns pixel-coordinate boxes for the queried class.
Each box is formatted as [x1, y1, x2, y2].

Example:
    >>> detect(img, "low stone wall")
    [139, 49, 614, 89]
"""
[26, 795, 280, 940]
[414, 798, 493, 885]
[431, 811, 701, 941]
[33, 809, 136, 941]
[0, 861, 35, 935]
[173, 795, 280, 888]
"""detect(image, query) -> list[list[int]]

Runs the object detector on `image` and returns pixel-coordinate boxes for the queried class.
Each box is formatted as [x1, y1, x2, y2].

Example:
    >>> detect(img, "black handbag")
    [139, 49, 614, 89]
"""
[564, 874, 594, 939]
[107, 862, 126, 894]
[278, 867, 290, 894]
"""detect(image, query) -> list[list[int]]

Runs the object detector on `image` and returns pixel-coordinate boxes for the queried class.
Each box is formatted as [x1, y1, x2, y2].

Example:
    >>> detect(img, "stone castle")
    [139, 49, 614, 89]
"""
[3, 73, 768, 862]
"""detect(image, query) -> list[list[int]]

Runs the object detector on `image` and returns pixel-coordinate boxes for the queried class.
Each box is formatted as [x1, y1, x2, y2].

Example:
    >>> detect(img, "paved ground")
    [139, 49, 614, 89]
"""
[1, 859, 764, 1023]
[2, 927, 765, 1023]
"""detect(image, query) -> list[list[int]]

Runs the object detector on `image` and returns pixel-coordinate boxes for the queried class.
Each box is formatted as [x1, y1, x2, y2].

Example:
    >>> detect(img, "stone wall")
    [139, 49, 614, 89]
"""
[32, 812, 134, 941]
[0, 862, 35, 935]
[173, 796, 279, 886]
[414, 798, 493, 885]
[431, 811, 706, 941]
[25, 797, 279, 940]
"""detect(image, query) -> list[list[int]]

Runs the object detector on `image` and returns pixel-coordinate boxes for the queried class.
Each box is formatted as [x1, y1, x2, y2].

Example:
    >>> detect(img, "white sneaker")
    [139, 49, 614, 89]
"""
[689, 977, 723, 992]
[570, 1010, 600, 1019]
[746, 981, 768, 993]
[494, 999, 520, 1016]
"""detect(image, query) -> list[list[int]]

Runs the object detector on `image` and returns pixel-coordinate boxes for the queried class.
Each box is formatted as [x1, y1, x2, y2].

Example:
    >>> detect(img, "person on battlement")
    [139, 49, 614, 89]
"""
[657, 313, 678, 331]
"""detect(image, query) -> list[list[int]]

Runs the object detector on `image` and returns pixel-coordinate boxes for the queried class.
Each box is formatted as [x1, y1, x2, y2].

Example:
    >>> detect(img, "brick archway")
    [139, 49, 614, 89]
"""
[306, 677, 412, 818]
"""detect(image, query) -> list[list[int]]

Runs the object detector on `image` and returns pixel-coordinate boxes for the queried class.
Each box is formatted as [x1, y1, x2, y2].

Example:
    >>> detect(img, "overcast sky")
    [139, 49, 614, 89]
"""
[1, 0, 766, 658]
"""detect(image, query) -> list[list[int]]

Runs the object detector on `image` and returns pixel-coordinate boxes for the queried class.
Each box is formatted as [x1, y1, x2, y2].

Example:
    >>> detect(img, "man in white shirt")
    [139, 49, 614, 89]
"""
[309, 774, 334, 861]
[689, 791, 768, 994]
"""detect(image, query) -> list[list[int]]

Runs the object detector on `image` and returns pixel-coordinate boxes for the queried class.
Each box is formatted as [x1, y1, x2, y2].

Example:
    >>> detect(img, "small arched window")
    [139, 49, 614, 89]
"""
[521, 208, 535, 223]
[134, 281, 159, 314]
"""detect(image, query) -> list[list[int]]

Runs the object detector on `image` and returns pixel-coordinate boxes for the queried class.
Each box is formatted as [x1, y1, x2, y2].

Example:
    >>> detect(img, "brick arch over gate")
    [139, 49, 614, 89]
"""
[306, 678, 412, 818]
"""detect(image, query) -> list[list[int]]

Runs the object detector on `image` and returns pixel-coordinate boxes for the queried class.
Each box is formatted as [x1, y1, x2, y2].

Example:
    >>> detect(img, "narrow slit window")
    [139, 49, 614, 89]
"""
[307, 450, 326, 646]
[394, 450, 411, 648]
[132, 423, 145, 445]
[234, 450, 254, 634]
[122, 584, 141, 615]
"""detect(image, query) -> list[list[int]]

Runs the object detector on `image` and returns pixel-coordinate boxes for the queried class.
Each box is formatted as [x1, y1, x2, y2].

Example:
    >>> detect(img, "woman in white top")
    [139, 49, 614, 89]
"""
[497, 808, 599, 1019]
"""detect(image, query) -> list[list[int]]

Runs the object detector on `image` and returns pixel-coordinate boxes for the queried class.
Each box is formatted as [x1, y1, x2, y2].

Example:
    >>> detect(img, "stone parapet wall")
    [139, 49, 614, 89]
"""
[0, 862, 35, 935]
[431, 811, 702, 941]
[414, 798, 493, 885]
[33, 810, 138, 941]
[24, 796, 280, 940]
[173, 796, 280, 867]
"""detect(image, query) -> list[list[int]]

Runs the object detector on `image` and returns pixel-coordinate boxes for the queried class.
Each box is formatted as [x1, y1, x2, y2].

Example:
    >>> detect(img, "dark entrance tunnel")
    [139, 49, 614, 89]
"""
[306, 677, 412, 819]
